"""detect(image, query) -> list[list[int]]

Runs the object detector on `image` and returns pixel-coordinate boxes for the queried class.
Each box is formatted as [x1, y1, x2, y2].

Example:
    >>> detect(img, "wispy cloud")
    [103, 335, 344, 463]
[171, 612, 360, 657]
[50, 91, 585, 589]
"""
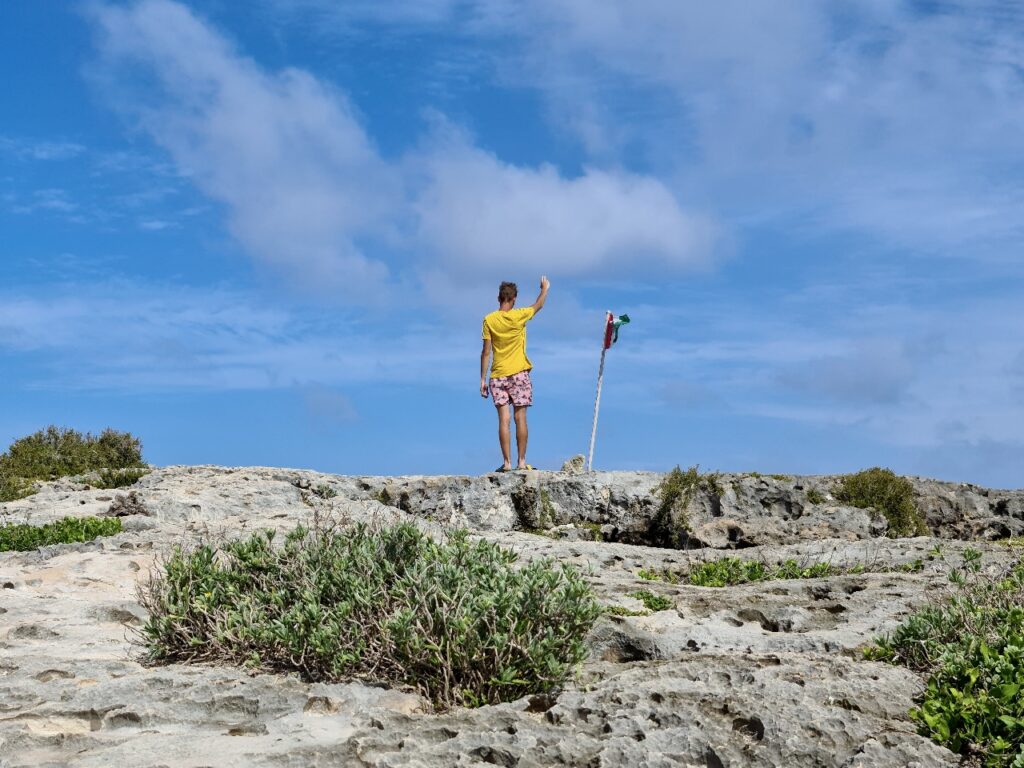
[0, 136, 86, 161]
[85, 0, 718, 302]
[88, 0, 400, 299]
[272, 0, 1024, 257]
[6, 188, 79, 215]
[0, 274, 1020, 480]
[414, 127, 716, 280]
[0, 281, 469, 392]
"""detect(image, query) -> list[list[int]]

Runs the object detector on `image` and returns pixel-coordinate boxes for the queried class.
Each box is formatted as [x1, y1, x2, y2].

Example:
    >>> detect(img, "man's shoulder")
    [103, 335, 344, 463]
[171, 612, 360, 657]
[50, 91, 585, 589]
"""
[484, 307, 533, 325]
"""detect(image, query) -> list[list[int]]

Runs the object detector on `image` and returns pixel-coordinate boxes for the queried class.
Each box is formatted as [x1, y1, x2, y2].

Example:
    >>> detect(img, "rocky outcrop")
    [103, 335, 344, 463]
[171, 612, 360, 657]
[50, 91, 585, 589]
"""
[1, 465, 1021, 767]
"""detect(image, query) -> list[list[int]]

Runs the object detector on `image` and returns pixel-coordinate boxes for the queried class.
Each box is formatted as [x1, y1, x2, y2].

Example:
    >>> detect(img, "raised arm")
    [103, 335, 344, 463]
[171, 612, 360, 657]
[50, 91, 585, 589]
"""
[531, 275, 550, 314]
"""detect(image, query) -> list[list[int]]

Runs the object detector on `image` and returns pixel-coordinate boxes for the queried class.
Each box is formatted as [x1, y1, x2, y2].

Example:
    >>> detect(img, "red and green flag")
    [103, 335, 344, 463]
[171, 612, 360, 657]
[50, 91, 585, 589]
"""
[602, 313, 631, 349]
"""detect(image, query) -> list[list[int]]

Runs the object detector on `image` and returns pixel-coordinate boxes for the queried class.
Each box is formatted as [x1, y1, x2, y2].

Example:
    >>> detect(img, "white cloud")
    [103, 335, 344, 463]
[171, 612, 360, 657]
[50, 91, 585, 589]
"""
[0, 136, 86, 161]
[0, 281, 474, 392]
[8, 188, 79, 215]
[526, 0, 1024, 252]
[285, 0, 1024, 255]
[87, 1, 719, 303]
[89, 0, 400, 298]
[415, 136, 716, 279]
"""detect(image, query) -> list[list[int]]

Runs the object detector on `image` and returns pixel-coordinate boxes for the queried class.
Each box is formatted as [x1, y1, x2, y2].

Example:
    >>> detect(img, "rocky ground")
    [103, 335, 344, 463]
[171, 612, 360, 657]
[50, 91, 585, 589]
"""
[2, 465, 1023, 767]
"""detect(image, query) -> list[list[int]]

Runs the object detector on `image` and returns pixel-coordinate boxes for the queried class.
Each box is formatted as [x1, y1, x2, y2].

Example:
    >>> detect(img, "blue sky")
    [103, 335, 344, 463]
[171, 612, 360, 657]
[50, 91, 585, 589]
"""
[2, 1, 1023, 486]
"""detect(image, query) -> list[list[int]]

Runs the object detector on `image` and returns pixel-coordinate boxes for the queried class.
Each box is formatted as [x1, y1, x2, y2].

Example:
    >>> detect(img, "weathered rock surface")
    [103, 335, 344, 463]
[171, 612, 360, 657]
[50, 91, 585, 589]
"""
[1, 465, 1021, 767]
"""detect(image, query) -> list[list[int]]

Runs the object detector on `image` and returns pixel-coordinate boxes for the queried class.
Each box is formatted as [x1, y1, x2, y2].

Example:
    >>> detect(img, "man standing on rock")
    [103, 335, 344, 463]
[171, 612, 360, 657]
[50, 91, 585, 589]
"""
[481, 276, 549, 471]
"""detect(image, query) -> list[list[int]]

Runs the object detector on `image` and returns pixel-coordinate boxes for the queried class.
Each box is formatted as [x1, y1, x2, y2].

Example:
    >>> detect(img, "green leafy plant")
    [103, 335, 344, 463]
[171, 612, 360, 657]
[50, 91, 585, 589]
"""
[538, 488, 557, 528]
[137, 521, 602, 709]
[836, 467, 927, 537]
[636, 567, 682, 584]
[899, 558, 925, 573]
[92, 467, 150, 489]
[687, 557, 831, 587]
[659, 555, 921, 588]
[312, 484, 338, 500]
[688, 557, 771, 587]
[0, 516, 122, 552]
[0, 426, 146, 502]
[603, 604, 649, 617]
[0, 475, 36, 503]
[372, 487, 393, 506]
[648, 465, 722, 548]
[866, 552, 1024, 765]
[630, 589, 673, 612]
[806, 488, 826, 505]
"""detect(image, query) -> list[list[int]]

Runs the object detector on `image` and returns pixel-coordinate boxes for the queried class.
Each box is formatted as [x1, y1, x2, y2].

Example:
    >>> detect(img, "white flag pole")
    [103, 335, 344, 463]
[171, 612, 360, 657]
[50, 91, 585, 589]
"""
[587, 311, 612, 472]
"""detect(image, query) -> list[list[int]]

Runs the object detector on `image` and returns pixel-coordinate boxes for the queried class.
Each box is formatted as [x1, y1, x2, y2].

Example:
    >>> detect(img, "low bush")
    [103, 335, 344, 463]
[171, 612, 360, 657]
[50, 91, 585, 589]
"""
[0, 475, 35, 504]
[836, 467, 926, 537]
[687, 557, 833, 587]
[604, 604, 649, 617]
[0, 516, 122, 552]
[641, 556, 924, 587]
[0, 426, 146, 502]
[137, 521, 602, 709]
[312, 483, 337, 500]
[866, 550, 1024, 766]
[648, 465, 722, 548]
[629, 589, 673, 612]
[92, 467, 150, 489]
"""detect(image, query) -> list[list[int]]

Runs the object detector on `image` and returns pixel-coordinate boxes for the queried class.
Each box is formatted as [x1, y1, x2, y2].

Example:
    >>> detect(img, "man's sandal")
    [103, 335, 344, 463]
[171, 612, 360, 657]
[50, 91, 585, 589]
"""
[516, 464, 535, 471]
[494, 466, 512, 473]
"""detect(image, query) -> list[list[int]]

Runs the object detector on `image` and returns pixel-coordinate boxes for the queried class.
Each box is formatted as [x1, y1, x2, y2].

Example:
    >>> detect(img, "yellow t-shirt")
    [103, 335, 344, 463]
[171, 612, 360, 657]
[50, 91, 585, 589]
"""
[482, 306, 535, 378]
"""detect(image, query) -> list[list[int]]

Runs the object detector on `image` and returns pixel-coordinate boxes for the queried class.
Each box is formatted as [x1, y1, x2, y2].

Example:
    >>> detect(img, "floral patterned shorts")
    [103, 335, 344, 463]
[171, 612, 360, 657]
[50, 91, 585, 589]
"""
[489, 370, 533, 407]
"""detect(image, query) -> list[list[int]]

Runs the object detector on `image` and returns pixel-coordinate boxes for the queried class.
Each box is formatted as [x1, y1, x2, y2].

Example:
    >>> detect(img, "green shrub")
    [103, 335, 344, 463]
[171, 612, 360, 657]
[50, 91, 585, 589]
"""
[836, 467, 926, 537]
[0, 475, 36, 503]
[866, 551, 1024, 765]
[0, 426, 146, 502]
[630, 589, 673, 612]
[92, 467, 150, 489]
[679, 556, 919, 587]
[312, 484, 337, 500]
[686, 557, 831, 587]
[0, 516, 122, 552]
[688, 557, 769, 587]
[603, 604, 649, 617]
[644, 553, 925, 596]
[806, 488, 826, 505]
[648, 465, 722, 547]
[137, 521, 601, 709]
[634, 565, 675, 581]
[538, 489, 556, 528]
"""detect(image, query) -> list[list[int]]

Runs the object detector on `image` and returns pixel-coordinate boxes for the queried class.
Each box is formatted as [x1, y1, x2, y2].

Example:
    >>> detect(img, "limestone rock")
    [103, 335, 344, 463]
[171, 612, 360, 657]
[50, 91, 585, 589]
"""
[560, 454, 586, 474]
[104, 490, 149, 517]
[1, 464, 1020, 766]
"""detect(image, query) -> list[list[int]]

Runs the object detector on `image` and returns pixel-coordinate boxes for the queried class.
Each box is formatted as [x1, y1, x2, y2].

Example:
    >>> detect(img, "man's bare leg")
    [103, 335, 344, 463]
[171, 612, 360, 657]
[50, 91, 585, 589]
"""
[497, 404, 512, 469]
[514, 405, 529, 468]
